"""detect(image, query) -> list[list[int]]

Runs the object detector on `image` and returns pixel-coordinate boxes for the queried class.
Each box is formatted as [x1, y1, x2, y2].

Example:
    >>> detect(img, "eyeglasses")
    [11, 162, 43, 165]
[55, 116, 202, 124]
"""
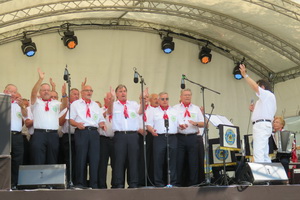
[160, 98, 169, 101]
[83, 90, 93, 92]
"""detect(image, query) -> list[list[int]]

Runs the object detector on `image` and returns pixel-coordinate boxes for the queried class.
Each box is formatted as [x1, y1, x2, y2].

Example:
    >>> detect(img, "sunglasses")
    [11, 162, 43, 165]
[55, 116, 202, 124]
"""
[160, 98, 169, 101]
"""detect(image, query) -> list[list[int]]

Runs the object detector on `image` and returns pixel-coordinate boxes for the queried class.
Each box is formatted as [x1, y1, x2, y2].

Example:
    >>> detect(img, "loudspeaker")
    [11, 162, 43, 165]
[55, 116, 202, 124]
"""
[290, 168, 300, 184]
[0, 94, 11, 156]
[0, 155, 11, 190]
[238, 162, 288, 184]
[18, 164, 66, 189]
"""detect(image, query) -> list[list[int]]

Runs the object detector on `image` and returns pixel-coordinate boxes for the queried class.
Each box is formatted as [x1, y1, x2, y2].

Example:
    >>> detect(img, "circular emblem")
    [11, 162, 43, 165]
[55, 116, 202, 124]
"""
[52, 105, 59, 112]
[225, 129, 236, 145]
[171, 115, 176, 122]
[17, 112, 22, 118]
[93, 114, 99, 121]
[215, 147, 229, 161]
[130, 112, 137, 118]
[191, 113, 196, 119]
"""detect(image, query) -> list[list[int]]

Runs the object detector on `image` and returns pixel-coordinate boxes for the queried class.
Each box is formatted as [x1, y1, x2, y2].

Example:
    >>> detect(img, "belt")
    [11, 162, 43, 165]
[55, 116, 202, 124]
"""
[34, 129, 58, 133]
[76, 126, 98, 131]
[115, 131, 137, 134]
[157, 133, 177, 136]
[11, 131, 21, 135]
[178, 133, 198, 136]
[252, 119, 272, 125]
[100, 135, 114, 139]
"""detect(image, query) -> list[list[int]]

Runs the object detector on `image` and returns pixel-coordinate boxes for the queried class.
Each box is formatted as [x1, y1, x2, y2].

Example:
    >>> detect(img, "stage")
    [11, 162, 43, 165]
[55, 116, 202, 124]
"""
[1, 185, 300, 200]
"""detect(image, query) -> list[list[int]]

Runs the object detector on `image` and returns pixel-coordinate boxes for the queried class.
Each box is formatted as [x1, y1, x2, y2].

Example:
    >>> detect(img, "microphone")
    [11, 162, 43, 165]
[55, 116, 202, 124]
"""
[133, 68, 138, 83]
[63, 66, 69, 81]
[250, 98, 254, 105]
[181, 74, 186, 89]
[164, 118, 169, 128]
[211, 103, 214, 109]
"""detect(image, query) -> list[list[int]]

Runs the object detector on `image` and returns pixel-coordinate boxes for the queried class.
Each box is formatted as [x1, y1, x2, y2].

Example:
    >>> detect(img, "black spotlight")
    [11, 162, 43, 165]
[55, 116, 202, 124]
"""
[233, 62, 243, 80]
[62, 30, 78, 49]
[21, 37, 37, 57]
[199, 46, 212, 64]
[161, 36, 175, 54]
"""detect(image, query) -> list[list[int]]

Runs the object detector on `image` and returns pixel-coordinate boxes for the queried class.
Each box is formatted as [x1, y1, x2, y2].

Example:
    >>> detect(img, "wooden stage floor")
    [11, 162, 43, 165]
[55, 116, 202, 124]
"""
[1, 185, 300, 200]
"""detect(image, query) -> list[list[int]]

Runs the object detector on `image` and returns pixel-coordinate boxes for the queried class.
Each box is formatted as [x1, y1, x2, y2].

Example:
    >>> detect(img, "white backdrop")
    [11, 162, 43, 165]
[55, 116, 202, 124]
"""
[0, 29, 281, 138]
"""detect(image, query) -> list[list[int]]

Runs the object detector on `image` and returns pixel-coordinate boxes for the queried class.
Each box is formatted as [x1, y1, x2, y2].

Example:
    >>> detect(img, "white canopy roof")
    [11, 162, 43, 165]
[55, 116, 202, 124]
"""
[0, 0, 299, 84]
[0, 0, 300, 83]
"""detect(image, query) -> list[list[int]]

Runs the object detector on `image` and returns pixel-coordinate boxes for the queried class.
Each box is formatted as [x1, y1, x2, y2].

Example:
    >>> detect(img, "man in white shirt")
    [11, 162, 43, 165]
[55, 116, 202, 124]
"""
[30, 68, 67, 165]
[68, 85, 106, 189]
[174, 89, 204, 186]
[107, 84, 142, 188]
[146, 92, 182, 187]
[3, 85, 27, 189]
[240, 64, 277, 163]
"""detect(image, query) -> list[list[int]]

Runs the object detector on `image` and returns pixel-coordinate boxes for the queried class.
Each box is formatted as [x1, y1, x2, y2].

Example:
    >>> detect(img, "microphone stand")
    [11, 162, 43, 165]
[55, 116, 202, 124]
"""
[184, 76, 220, 185]
[64, 66, 73, 188]
[165, 119, 172, 188]
[133, 68, 149, 187]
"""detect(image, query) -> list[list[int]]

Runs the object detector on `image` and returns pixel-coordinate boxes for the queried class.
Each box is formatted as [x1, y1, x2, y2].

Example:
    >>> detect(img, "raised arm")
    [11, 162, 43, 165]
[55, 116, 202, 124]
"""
[106, 87, 115, 115]
[31, 68, 44, 105]
[60, 83, 68, 111]
[50, 78, 56, 92]
[239, 64, 259, 94]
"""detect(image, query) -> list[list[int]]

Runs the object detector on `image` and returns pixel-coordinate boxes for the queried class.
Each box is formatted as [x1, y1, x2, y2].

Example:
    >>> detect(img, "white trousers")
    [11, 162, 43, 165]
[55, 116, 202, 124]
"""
[252, 121, 272, 163]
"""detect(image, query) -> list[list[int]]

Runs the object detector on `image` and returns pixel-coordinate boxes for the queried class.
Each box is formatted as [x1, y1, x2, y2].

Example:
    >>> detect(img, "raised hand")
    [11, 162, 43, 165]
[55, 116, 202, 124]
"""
[50, 78, 56, 91]
[81, 77, 87, 90]
[38, 68, 45, 80]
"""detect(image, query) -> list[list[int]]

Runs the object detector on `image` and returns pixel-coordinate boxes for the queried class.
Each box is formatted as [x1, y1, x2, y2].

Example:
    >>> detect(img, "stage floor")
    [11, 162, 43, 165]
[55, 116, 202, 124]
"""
[1, 185, 300, 200]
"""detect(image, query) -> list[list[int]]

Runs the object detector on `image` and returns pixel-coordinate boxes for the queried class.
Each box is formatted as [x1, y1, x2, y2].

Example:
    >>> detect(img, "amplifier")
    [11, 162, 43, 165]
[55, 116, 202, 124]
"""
[18, 164, 66, 189]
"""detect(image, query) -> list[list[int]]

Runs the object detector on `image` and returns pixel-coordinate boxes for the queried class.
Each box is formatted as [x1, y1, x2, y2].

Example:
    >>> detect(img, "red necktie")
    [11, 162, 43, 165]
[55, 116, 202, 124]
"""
[119, 100, 129, 119]
[105, 106, 113, 122]
[42, 99, 51, 111]
[85, 99, 91, 118]
[183, 103, 191, 117]
[143, 104, 149, 122]
[160, 106, 169, 119]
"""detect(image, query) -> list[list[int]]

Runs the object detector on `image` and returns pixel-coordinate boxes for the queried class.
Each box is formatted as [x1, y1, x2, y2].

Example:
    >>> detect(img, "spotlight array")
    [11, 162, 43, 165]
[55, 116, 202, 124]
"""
[62, 30, 78, 49]
[161, 36, 175, 54]
[21, 37, 37, 57]
[199, 46, 212, 64]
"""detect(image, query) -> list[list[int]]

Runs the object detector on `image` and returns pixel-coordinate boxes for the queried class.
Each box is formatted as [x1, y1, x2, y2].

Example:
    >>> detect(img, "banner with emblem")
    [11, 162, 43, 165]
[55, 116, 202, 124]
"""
[209, 138, 237, 167]
[218, 124, 241, 151]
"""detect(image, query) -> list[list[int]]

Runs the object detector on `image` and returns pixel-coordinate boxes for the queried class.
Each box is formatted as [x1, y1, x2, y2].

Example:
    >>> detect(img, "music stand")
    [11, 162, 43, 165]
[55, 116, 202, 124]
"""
[209, 138, 237, 185]
[208, 115, 240, 185]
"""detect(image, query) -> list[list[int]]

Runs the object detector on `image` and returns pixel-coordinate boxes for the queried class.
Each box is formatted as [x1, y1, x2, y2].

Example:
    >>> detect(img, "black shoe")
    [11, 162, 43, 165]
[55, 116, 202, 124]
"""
[11, 186, 17, 190]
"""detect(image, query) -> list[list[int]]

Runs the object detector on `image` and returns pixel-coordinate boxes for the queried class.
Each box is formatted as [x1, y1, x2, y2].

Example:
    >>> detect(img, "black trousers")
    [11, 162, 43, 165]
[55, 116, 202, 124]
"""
[62, 133, 76, 184]
[74, 129, 100, 188]
[153, 134, 177, 187]
[176, 134, 199, 186]
[11, 132, 24, 186]
[113, 131, 139, 188]
[138, 132, 154, 186]
[99, 135, 115, 189]
[30, 130, 59, 165]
